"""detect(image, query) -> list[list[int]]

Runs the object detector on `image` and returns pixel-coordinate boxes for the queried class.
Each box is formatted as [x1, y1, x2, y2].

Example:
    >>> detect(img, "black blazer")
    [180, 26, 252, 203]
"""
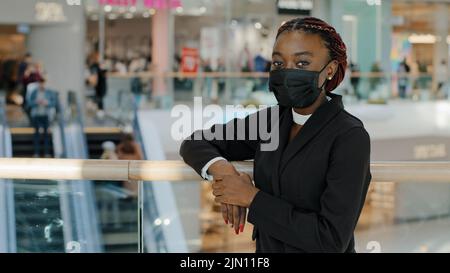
[180, 93, 372, 253]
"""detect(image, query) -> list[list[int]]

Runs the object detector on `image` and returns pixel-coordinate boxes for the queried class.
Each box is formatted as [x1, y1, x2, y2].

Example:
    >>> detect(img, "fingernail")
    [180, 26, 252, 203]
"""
[239, 224, 244, 233]
[235, 229, 239, 235]
[225, 220, 228, 225]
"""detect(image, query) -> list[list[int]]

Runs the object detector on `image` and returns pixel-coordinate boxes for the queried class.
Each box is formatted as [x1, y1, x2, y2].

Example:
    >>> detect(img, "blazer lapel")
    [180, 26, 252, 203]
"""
[269, 106, 292, 196]
[279, 93, 344, 176]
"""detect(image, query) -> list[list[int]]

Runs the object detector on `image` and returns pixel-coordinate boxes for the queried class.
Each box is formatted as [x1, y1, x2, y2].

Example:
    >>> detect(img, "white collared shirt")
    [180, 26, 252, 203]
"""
[291, 96, 331, 125]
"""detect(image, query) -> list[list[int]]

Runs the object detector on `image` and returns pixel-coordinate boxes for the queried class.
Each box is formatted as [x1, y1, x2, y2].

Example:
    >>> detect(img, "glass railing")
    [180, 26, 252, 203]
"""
[66, 90, 138, 252]
[4, 80, 450, 253]
[1, 159, 450, 253]
[99, 72, 450, 111]
[8, 177, 138, 253]
[355, 180, 450, 253]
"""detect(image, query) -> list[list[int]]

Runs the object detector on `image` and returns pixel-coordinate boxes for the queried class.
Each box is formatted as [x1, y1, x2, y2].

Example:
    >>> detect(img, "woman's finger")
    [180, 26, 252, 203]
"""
[233, 205, 240, 234]
[227, 204, 233, 227]
[221, 203, 228, 225]
[239, 206, 246, 233]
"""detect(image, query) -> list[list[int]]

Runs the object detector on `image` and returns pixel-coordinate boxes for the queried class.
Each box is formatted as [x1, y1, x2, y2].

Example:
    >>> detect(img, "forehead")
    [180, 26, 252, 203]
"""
[273, 30, 328, 57]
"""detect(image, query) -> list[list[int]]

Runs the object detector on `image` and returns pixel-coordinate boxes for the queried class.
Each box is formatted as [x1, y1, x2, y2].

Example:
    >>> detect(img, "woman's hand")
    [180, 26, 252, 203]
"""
[220, 203, 247, 234]
[212, 173, 260, 208]
[208, 160, 248, 234]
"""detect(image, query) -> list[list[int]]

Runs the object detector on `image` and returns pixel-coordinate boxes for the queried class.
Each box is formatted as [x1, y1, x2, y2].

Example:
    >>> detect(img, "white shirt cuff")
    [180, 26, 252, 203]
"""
[201, 157, 227, 181]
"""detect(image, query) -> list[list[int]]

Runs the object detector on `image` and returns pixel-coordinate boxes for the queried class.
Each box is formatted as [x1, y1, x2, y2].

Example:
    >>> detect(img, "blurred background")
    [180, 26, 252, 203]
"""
[1, 0, 450, 253]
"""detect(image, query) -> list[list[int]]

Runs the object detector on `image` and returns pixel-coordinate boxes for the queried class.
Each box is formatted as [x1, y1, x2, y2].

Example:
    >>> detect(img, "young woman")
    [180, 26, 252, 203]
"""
[180, 17, 371, 253]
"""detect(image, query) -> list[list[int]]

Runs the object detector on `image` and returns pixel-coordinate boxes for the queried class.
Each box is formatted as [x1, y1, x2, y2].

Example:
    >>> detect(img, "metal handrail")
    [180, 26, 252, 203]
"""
[0, 158, 450, 183]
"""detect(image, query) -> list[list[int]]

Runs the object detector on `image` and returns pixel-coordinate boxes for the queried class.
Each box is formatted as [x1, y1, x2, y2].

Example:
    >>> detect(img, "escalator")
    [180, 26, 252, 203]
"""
[7, 93, 66, 252]
[13, 180, 65, 252]
[68, 91, 139, 252]
[10, 127, 54, 157]
[1, 89, 189, 252]
[86, 128, 140, 253]
[133, 110, 188, 253]
[1, 92, 102, 253]
[0, 96, 16, 252]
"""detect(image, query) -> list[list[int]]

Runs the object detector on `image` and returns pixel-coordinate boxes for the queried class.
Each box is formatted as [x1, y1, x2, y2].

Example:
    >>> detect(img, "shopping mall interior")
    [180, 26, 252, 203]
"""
[1, 0, 450, 253]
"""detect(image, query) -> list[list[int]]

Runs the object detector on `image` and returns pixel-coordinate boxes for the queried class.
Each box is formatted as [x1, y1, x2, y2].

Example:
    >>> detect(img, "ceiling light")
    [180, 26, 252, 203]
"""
[104, 5, 112, 13]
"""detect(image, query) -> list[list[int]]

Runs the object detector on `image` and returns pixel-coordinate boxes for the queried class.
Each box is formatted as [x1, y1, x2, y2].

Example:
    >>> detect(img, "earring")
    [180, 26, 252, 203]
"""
[328, 76, 333, 80]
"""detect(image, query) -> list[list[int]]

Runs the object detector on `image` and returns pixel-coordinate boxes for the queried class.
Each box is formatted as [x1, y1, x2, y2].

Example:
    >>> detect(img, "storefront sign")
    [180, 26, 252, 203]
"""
[181, 47, 199, 73]
[98, 0, 182, 9]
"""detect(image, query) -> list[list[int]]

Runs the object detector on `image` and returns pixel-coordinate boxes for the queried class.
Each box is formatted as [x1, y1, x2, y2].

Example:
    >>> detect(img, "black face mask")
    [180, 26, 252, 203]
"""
[269, 62, 330, 108]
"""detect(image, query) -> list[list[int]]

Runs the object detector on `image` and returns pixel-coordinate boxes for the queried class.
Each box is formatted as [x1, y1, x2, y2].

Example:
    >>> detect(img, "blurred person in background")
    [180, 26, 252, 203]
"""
[369, 61, 383, 92]
[350, 61, 361, 99]
[29, 78, 56, 158]
[217, 57, 226, 95]
[2, 58, 19, 100]
[254, 48, 270, 91]
[116, 133, 143, 196]
[239, 44, 253, 73]
[23, 62, 44, 121]
[17, 52, 32, 86]
[129, 55, 146, 109]
[397, 58, 410, 99]
[436, 59, 448, 97]
[114, 59, 128, 74]
[89, 53, 108, 119]
[100, 141, 118, 160]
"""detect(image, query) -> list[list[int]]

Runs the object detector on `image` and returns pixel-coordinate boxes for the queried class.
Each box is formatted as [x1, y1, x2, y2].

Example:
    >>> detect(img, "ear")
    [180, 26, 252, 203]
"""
[327, 60, 339, 80]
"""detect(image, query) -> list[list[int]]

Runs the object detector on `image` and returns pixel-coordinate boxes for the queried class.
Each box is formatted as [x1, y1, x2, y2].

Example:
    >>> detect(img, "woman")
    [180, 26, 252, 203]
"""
[180, 17, 371, 253]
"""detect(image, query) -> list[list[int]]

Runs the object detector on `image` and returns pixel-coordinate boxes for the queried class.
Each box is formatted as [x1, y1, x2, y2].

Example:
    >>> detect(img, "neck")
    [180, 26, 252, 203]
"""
[293, 91, 327, 116]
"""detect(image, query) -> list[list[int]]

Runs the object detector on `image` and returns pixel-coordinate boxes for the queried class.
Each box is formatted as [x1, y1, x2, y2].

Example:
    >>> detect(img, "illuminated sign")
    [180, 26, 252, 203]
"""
[67, 0, 82, 6]
[98, 0, 182, 9]
[35, 2, 67, 22]
[277, 0, 313, 15]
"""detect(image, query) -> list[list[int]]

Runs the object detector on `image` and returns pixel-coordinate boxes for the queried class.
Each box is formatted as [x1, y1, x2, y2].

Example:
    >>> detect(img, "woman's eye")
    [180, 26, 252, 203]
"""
[272, 61, 283, 67]
[296, 61, 310, 68]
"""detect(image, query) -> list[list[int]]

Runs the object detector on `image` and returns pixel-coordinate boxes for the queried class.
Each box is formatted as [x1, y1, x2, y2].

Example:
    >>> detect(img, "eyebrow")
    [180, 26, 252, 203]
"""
[272, 51, 314, 57]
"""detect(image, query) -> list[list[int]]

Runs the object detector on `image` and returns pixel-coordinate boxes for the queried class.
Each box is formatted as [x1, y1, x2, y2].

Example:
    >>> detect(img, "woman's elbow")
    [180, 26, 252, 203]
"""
[179, 138, 190, 160]
[179, 131, 197, 159]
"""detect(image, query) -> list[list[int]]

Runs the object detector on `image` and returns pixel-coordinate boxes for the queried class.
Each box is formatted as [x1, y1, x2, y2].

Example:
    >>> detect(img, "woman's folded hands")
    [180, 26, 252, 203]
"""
[212, 172, 260, 234]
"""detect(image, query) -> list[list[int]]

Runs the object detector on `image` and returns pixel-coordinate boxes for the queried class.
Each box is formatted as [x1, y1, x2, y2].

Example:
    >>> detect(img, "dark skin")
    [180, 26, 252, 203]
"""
[210, 30, 339, 234]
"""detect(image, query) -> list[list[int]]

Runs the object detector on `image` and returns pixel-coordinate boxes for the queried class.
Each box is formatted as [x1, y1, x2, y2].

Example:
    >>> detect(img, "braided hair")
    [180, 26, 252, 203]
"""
[276, 17, 347, 93]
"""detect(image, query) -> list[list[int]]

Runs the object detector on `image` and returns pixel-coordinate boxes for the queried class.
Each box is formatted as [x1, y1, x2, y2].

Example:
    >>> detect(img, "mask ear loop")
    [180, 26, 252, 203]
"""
[318, 59, 334, 92]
